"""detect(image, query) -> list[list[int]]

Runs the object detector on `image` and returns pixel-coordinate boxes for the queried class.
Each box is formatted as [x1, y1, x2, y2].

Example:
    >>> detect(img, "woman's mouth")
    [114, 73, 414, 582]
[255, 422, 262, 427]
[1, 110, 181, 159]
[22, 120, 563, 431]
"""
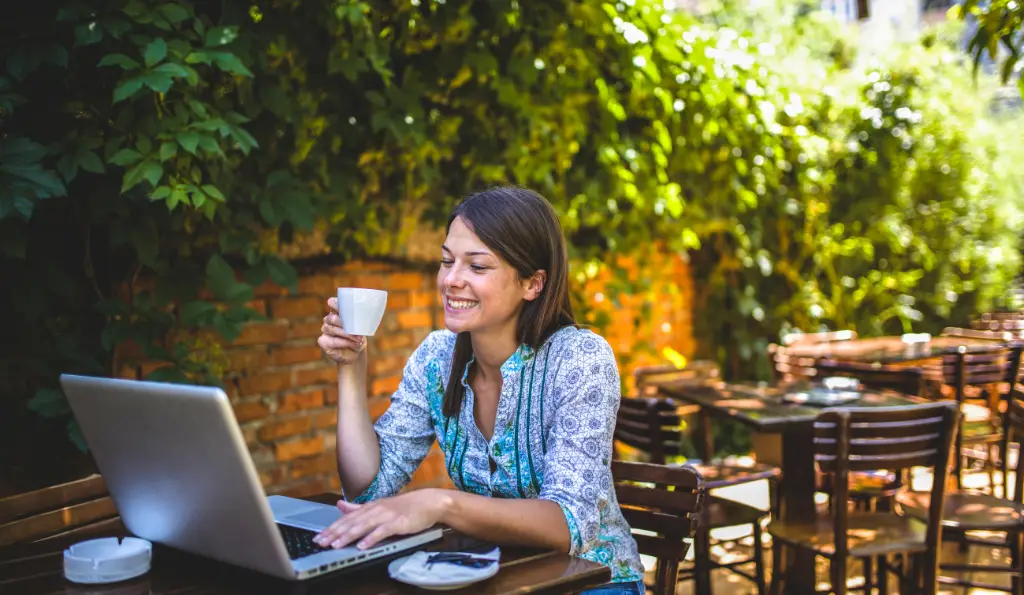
[446, 297, 478, 311]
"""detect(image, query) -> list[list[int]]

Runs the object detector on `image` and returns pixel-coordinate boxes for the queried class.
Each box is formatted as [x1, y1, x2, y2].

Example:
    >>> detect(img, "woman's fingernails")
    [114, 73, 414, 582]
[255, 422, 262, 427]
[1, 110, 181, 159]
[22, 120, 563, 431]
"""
[357, 540, 369, 550]
[331, 539, 343, 548]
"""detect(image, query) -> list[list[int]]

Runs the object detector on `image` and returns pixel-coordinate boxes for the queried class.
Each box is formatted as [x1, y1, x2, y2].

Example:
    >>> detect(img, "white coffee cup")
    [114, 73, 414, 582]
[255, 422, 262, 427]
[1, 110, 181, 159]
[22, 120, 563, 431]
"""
[336, 288, 388, 336]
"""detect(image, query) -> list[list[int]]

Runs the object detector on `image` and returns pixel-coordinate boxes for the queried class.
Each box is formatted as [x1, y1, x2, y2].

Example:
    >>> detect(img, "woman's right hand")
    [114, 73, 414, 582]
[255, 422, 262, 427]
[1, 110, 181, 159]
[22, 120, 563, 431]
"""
[318, 297, 366, 365]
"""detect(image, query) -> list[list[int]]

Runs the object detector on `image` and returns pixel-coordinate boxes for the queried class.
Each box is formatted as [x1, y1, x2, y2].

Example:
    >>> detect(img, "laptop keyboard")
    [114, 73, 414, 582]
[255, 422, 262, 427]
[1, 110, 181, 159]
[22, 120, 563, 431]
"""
[277, 524, 333, 560]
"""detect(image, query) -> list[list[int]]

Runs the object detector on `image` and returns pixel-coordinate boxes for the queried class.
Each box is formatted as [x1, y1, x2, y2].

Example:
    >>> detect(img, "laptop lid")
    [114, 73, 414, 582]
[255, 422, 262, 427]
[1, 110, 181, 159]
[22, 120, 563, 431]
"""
[60, 374, 297, 579]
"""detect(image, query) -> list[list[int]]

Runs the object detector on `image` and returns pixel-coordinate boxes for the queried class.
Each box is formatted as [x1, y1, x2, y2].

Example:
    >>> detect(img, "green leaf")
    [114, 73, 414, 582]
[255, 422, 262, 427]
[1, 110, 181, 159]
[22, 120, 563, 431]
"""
[98, 53, 140, 70]
[1, 163, 67, 197]
[177, 131, 200, 154]
[201, 184, 225, 201]
[158, 3, 190, 24]
[109, 148, 143, 166]
[180, 300, 216, 325]
[159, 141, 178, 161]
[144, 38, 167, 67]
[141, 161, 163, 187]
[142, 71, 174, 94]
[211, 52, 253, 77]
[113, 77, 145, 103]
[150, 185, 171, 200]
[153, 62, 193, 80]
[1, 137, 47, 163]
[205, 26, 239, 47]
[266, 257, 298, 292]
[120, 162, 149, 193]
[145, 367, 191, 384]
[78, 150, 105, 173]
[206, 254, 242, 301]
[136, 137, 152, 154]
[27, 388, 69, 418]
[75, 23, 104, 47]
[57, 153, 78, 184]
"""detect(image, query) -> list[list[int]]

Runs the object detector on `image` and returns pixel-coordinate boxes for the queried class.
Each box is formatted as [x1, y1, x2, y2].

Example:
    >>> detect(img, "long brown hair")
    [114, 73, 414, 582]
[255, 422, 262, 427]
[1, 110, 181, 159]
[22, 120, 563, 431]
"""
[442, 187, 576, 417]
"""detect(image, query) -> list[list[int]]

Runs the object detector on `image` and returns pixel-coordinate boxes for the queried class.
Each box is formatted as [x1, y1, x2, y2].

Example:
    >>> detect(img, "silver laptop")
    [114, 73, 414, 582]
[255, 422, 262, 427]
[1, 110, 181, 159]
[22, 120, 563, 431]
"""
[60, 374, 443, 581]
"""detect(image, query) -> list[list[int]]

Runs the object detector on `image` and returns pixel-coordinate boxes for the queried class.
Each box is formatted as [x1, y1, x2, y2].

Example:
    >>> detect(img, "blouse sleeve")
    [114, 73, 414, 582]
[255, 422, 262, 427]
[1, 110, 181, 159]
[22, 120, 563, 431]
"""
[344, 334, 439, 503]
[537, 333, 621, 556]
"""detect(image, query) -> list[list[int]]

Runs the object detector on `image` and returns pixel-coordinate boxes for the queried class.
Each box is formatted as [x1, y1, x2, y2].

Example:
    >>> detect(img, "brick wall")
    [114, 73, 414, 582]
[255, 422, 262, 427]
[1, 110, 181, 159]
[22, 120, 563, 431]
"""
[116, 253, 694, 497]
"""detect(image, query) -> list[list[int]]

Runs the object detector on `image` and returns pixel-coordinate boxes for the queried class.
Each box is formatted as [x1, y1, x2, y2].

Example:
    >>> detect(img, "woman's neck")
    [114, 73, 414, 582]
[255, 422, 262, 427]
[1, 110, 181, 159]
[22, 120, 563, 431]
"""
[469, 329, 520, 383]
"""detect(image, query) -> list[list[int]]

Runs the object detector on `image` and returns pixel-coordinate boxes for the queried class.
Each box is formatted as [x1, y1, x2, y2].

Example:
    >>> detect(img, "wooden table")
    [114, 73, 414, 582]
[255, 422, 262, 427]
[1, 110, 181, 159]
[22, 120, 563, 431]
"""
[658, 380, 924, 595]
[0, 493, 611, 595]
[785, 335, 1005, 364]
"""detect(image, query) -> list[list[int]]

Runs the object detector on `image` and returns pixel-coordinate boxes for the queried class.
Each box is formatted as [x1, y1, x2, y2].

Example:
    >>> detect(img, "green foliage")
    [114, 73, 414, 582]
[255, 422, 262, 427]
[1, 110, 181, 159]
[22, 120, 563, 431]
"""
[2, 0, 1021, 459]
[959, 0, 1024, 92]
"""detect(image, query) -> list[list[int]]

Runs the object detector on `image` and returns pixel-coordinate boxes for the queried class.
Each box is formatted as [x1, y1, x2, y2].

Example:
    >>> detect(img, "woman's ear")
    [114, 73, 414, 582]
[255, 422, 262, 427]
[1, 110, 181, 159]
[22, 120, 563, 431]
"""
[523, 270, 547, 302]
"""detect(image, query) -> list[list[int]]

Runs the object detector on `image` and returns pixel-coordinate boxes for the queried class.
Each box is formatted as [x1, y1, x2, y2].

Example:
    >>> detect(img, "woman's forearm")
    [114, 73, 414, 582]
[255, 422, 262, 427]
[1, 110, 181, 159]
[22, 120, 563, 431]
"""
[436, 490, 570, 552]
[335, 352, 382, 497]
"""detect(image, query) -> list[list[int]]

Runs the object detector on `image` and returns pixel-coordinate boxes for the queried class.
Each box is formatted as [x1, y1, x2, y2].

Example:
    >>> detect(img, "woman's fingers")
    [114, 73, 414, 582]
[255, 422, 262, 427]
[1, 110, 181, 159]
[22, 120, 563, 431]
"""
[318, 334, 362, 353]
[356, 524, 395, 550]
[326, 297, 338, 311]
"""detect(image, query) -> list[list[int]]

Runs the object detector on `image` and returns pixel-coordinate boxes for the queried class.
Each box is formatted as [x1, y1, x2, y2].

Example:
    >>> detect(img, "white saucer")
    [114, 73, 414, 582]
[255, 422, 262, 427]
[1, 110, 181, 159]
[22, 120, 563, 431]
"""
[387, 552, 500, 591]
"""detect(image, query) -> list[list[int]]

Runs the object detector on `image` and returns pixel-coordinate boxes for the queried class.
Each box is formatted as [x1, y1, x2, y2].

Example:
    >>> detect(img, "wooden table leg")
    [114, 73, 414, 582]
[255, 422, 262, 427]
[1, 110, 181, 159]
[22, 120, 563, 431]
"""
[781, 427, 817, 594]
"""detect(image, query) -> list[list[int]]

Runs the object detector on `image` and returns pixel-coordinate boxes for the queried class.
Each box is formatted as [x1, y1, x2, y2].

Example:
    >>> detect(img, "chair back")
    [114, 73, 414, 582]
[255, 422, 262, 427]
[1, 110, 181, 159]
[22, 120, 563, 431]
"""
[814, 402, 959, 593]
[615, 396, 685, 464]
[1003, 391, 1024, 505]
[941, 327, 1014, 343]
[768, 343, 818, 382]
[814, 359, 925, 397]
[0, 474, 120, 546]
[612, 461, 703, 595]
[939, 345, 1020, 399]
[633, 361, 719, 397]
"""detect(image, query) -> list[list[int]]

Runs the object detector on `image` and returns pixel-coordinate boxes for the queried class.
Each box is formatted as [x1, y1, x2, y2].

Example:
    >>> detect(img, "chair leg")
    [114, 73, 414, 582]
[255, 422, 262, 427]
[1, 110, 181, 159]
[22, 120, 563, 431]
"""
[693, 527, 712, 595]
[831, 554, 848, 595]
[862, 557, 874, 593]
[1011, 529, 1023, 595]
[877, 554, 889, 595]
[769, 541, 784, 595]
[753, 522, 767, 595]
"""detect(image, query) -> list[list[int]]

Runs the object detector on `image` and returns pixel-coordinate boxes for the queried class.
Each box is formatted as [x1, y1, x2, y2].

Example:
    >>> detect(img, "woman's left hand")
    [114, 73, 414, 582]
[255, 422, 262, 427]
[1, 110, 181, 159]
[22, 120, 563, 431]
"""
[314, 488, 450, 550]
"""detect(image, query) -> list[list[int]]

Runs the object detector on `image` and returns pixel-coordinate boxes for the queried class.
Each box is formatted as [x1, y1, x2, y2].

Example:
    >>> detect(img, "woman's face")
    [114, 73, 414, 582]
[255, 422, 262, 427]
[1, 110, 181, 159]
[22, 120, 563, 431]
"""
[437, 217, 540, 336]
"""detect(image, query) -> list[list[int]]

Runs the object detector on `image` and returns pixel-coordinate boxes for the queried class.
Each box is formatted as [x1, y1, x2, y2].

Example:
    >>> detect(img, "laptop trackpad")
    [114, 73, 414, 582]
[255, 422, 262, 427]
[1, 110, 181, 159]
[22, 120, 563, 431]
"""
[283, 507, 342, 530]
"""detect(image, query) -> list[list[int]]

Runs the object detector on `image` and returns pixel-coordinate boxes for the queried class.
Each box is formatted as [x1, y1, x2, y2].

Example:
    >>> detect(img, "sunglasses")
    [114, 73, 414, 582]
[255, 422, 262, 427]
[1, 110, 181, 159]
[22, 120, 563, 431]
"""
[425, 552, 498, 569]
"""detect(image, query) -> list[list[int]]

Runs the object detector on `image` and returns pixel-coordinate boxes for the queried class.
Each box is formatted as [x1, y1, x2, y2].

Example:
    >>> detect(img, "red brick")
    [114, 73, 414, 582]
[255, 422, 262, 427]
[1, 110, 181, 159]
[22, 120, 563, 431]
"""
[348, 260, 393, 272]
[312, 411, 336, 429]
[254, 281, 288, 298]
[232, 323, 289, 347]
[368, 354, 407, 376]
[245, 300, 267, 317]
[233, 400, 270, 422]
[279, 390, 325, 413]
[238, 370, 293, 395]
[329, 476, 341, 490]
[117, 365, 140, 380]
[290, 321, 323, 340]
[295, 365, 336, 387]
[271, 297, 324, 319]
[275, 436, 324, 461]
[371, 375, 401, 397]
[346, 274, 386, 290]
[325, 386, 338, 405]
[297, 274, 336, 297]
[368, 395, 391, 420]
[259, 467, 286, 488]
[387, 292, 411, 310]
[259, 417, 311, 441]
[226, 348, 269, 372]
[410, 290, 438, 308]
[374, 333, 415, 352]
[272, 345, 324, 366]
[387, 272, 425, 291]
[290, 453, 337, 478]
[396, 310, 432, 330]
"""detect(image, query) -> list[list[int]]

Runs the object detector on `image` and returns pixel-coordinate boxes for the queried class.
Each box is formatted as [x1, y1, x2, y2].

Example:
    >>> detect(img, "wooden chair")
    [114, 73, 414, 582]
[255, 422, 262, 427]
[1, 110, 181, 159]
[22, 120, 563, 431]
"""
[768, 343, 819, 383]
[937, 345, 1023, 493]
[942, 327, 1015, 343]
[768, 402, 960, 595]
[895, 390, 1024, 594]
[811, 360, 930, 512]
[634, 360, 720, 398]
[0, 474, 120, 546]
[615, 395, 778, 595]
[612, 461, 704, 595]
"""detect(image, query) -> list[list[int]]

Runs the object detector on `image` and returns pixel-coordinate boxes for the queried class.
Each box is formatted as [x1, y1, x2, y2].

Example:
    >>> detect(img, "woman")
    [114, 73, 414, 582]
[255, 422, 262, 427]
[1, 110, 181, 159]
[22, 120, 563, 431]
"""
[315, 187, 645, 594]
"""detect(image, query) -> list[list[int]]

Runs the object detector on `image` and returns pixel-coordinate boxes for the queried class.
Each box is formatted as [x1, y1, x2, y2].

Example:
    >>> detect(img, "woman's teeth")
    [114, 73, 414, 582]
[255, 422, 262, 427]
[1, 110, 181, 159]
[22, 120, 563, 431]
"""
[447, 298, 477, 310]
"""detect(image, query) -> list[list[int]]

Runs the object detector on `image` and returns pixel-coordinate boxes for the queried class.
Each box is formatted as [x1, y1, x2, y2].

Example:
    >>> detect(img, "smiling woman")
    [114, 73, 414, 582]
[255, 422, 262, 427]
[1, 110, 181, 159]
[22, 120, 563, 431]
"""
[315, 187, 646, 594]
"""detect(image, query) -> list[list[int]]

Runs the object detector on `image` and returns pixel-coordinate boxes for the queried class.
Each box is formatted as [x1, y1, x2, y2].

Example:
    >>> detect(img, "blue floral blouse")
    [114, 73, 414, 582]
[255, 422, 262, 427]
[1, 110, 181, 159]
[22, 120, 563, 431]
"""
[347, 326, 645, 583]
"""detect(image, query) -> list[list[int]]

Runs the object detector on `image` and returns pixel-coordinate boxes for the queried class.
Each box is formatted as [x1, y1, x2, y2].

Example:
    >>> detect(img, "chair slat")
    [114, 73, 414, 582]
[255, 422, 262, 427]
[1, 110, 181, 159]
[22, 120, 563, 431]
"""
[0, 474, 108, 525]
[632, 533, 693, 561]
[817, 449, 940, 473]
[614, 484, 701, 514]
[620, 506, 697, 535]
[611, 461, 702, 491]
[815, 434, 940, 456]
[0, 496, 118, 546]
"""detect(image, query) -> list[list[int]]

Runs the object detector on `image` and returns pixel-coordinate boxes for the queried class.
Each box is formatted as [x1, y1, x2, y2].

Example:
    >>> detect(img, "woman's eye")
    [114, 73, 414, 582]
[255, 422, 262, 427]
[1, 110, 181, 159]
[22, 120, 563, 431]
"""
[470, 265, 489, 272]
[439, 259, 454, 267]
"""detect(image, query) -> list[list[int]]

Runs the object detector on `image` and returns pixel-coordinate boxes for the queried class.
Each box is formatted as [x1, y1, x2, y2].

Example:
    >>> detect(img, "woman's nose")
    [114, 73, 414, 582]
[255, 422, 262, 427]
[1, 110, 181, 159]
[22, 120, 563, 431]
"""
[443, 266, 466, 289]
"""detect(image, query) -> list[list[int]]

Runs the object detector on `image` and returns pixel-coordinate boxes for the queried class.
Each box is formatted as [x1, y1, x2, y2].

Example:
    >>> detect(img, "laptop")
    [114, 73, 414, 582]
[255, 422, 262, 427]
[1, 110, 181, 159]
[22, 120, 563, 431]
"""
[60, 374, 443, 581]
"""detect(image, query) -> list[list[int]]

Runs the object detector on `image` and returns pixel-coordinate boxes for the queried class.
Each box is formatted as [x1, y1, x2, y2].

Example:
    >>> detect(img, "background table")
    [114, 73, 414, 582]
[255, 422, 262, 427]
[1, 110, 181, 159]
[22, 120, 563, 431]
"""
[658, 380, 923, 595]
[0, 492, 611, 595]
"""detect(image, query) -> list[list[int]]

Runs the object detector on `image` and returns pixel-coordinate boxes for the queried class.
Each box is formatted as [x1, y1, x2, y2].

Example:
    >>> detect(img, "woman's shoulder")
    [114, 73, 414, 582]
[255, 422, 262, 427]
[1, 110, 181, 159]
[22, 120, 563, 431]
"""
[410, 329, 458, 363]
[544, 325, 614, 356]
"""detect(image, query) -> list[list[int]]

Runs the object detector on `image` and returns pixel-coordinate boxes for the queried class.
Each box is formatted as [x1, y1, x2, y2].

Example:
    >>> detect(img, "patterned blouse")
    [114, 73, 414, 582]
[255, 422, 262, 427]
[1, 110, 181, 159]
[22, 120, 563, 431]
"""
[347, 326, 645, 583]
